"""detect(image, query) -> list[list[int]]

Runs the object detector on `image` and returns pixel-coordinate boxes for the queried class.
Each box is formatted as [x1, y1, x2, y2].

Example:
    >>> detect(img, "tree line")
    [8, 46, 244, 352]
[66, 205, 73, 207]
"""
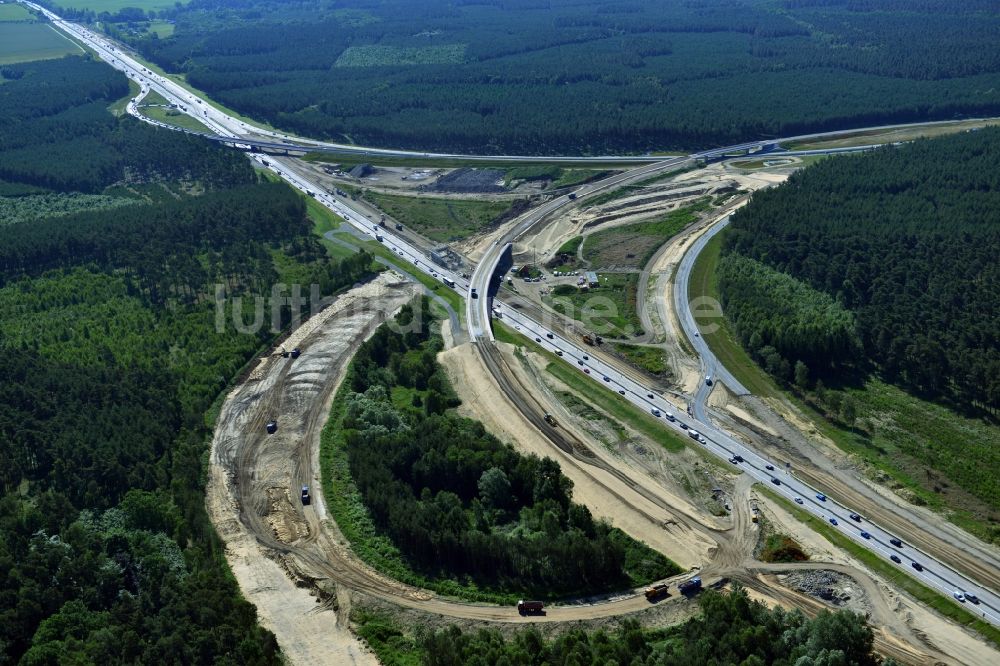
[341, 301, 678, 597]
[381, 584, 888, 666]
[724, 128, 1000, 413]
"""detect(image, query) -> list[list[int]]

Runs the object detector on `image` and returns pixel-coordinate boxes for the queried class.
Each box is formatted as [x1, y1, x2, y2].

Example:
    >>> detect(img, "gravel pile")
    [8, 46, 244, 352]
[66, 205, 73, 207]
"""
[429, 167, 506, 193]
[785, 570, 855, 606]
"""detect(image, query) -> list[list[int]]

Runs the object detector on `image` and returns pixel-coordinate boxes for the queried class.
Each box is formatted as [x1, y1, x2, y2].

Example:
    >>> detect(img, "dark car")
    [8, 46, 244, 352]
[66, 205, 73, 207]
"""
[860, 531, 871, 539]
[849, 513, 862, 522]
[966, 593, 980, 605]
[890, 538, 903, 548]
[890, 555, 901, 564]
[765, 464, 774, 471]
[603, 376, 610, 382]
[546, 333, 554, 339]
[646, 393, 654, 399]
[734, 455, 744, 462]
[911, 562, 924, 572]
[829, 517, 838, 526]
[577, 360, 584, 366]
[770, 478, 781, 486]
[618, 389, 625, 395]
[816, 494, 827, 502]
[535, 337, 541, 343]
[582, 355, 589, 361]
[301, 485, 310, 505]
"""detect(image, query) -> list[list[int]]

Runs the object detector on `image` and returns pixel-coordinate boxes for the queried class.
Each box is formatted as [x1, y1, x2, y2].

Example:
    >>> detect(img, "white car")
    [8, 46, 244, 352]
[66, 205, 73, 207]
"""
[794, 497, 804, 505]
[953, 590, 966, 602]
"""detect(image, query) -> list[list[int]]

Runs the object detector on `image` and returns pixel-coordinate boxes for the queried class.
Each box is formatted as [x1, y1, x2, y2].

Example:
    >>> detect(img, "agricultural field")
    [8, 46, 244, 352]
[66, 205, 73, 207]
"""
[0, 22, 82, 64]
[0, 3, 33, 21]
[363, 191, 511, 242]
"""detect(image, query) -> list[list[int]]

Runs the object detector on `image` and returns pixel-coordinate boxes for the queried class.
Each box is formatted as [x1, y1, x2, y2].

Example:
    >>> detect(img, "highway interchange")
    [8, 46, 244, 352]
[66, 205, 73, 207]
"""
[24, 0, 1000, 634]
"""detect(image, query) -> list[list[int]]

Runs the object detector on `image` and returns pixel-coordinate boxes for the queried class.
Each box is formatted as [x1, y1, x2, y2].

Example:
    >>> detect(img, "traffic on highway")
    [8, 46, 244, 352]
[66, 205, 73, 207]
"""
[26, 0, 999, 630]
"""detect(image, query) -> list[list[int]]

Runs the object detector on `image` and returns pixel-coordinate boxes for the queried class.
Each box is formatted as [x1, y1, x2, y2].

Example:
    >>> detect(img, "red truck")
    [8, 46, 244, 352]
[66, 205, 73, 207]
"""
[517, 600, 544, 615]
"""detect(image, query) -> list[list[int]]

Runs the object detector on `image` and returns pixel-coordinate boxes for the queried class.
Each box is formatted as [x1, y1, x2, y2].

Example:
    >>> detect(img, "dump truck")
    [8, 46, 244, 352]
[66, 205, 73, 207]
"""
[543, 413, 557, 427]
[644, 583, 669, 601]
[678, 577, 702, 595]
[517, 600, 544, 615]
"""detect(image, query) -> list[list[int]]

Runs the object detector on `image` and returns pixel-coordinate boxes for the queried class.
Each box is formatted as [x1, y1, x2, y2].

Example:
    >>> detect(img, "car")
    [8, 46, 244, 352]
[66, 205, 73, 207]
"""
[849, 513, 862, 522]
[582, 354, 589, 360]
[556, 350, 563, 356]
[603, 376, 611, 382]
[651, 409, 661, 417]
[698, 435, 706, 443]
[266, 420, 278, 434]
[829, 517, 838, 526]
[680, 423, 689, 430]
[546, 333, 554, 339]
[734, 455, 744, 462]
[765, 464, 774, 471]
[953, 590, 966, 602]
[646, 393, 654, 399]
[535, 337, 541, 343]
[966, 593, 980, 604]
[794, 497, 803, 505]
[301, 485, 310, 505]
[889, 538, 903, 548]
[618, 389, 625, 395]
[890, 555, 901, 564]
[577, 359, 584, 365]
[583, 368, 590, 374]
[771, 478, 781, 486]
[860, 531, 871, 539]
[816, 494, 827, 502]
[911, 562, 923, 572]
[729, 457, 739, 464]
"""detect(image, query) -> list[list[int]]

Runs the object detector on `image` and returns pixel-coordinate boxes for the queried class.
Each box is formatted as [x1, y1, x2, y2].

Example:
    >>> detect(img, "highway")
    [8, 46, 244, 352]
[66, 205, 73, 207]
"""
[25, 0, 1000, 633]
[673, 214, 749, 419]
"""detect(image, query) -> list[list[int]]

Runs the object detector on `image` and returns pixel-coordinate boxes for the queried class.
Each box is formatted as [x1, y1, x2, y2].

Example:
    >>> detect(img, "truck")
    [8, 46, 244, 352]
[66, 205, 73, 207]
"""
[687, 430, 700, 440]
[582, 334, 595, 345]
[543, 413, 557, 427]
[443, 277, 455, 288]
[517, 600, 544, 615]
[301, 485, 311, 505]
[644, 583, 669, 601]
[678, 577, 702, 595]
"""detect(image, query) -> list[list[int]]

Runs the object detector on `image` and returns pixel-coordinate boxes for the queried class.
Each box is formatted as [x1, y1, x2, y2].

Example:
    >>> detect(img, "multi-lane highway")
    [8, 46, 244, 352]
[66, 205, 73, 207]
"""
[25, 0, 1000, 631]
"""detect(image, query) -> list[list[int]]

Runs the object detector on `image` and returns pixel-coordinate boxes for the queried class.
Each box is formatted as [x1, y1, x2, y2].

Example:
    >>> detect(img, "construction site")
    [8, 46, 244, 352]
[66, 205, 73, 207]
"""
[208, 155, 1000, 666]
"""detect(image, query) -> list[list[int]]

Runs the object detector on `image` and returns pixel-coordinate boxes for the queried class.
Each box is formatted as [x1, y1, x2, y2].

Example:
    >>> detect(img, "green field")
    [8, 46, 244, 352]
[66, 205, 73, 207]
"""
[0, 22, 82, 64]
[584, 200, 710, 270]
[614, 343, 669, 377]
[0, 3, 33, 21]
[363, 192, 511, 242]
[546, 273, 643, 339]
[140, 105, 212, 133]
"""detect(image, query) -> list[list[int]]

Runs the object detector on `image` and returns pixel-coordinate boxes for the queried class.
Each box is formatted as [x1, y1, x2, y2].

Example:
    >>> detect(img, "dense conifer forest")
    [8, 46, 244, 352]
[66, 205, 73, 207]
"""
[0, 55, 374, 663]
[335, 300, 678, 598]
[724, 128, 1000, 414]
[65, 0, 1000, 154]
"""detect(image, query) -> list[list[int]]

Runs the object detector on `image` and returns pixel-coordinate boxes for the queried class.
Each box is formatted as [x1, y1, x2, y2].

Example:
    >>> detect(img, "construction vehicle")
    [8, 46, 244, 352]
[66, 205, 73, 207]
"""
[543, 413, 557, 427]
[290, 348, 301, 359]
[678, 577, 702, 595]
[582, 334, 595, 345]
[266, 420, 278, 434]
[644, 583, 669, 601]
[517, 600, 544, 615]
